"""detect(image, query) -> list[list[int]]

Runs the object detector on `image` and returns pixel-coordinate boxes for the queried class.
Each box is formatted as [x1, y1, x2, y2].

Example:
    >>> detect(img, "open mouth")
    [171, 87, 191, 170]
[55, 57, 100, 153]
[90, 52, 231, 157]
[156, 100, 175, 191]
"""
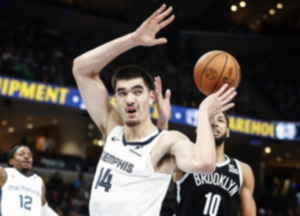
[212, 129, 219, 136]
[127, 108, 137, 116]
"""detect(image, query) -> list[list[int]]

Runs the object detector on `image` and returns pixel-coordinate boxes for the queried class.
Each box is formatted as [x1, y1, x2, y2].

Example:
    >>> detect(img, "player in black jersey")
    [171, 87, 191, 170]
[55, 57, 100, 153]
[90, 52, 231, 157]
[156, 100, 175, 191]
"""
[154, 77, 256, 216]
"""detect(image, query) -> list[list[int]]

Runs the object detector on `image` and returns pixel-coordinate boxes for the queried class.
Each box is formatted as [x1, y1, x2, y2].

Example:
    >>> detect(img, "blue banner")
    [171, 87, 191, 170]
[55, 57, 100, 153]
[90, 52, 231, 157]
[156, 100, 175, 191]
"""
[0, 75, 85, 109]
[1, 76, 299, 141]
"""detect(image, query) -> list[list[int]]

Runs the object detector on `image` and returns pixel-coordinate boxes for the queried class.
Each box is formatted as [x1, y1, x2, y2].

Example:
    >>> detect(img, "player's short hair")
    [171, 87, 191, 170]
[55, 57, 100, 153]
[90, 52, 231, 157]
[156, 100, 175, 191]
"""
[7, 145, 25, 167]
[111, 65, 154, 92]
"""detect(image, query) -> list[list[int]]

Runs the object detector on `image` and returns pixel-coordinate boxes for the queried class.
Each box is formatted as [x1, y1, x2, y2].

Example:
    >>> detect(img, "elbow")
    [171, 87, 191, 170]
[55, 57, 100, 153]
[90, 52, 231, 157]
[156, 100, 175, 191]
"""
[72, 55, 90, 78]
[193, 158, 216, 174]
[72, 57, 82, 77]
[201, 162, 216, 174]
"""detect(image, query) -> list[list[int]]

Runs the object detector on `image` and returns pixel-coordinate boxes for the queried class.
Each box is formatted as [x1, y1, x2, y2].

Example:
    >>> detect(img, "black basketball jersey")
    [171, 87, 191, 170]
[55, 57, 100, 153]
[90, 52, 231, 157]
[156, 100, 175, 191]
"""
[175, 155, 243, 216]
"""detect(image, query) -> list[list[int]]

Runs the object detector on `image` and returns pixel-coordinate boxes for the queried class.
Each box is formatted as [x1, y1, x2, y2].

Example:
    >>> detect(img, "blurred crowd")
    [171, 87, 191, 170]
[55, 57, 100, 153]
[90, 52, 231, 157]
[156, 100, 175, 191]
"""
[45, 171, 90, 216]
[1, 14, 299, 121]
[0, 20, 257, 116]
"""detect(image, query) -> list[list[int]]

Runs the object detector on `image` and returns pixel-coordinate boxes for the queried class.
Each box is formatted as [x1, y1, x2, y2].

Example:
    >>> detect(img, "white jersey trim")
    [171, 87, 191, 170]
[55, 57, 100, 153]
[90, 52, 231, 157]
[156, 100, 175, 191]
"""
[234, 158, 243, 194]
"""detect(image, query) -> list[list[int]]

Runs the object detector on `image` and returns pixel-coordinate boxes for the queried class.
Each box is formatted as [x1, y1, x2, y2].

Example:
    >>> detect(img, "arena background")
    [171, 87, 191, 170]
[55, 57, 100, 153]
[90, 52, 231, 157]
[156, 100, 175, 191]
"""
[0, 0, 300, 215]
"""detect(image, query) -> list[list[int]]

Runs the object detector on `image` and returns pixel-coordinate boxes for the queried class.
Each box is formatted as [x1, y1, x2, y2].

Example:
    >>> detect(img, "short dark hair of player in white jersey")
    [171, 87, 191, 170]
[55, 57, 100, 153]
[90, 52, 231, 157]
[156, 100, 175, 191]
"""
[111, 64, 154, 92]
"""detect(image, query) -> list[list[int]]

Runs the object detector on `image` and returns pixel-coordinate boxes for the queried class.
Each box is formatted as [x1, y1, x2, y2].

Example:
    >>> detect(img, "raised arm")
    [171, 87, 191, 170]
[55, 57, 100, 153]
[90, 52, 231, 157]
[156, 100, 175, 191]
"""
[155, 76, 237, 174]
[239, 162, 257, 216]
[72, 4, 175, 137]
[170, 85, 237, 174]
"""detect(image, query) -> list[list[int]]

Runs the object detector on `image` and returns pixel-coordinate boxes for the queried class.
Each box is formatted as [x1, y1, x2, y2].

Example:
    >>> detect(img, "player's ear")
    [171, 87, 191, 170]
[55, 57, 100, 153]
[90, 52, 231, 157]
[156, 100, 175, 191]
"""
[226, 128, 230, 138]
[149, 90, 155, 105]
[9, 158, 15, 167]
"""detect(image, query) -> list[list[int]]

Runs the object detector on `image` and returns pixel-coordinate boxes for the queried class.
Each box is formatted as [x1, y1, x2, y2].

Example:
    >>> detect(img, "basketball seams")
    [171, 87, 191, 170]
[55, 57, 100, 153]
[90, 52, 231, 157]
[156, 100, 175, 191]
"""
[199, 52, 225, 95]
[232, 56, 241, 88]
[194, 50, 241, 96]
[209, 52, 227, 95]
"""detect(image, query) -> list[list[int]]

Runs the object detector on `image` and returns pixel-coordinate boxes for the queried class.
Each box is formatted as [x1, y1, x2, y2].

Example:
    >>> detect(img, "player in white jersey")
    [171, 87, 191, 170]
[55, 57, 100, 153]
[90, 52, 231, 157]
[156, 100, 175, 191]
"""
[72, 4, 237, 216]
[90, 126, 171, 216]
[0, 145, 58, 216]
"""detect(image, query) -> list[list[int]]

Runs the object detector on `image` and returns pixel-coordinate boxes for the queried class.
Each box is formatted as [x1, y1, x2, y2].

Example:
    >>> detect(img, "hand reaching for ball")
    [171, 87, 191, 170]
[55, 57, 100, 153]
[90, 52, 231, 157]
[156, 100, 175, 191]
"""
[199, 84, 237, 117]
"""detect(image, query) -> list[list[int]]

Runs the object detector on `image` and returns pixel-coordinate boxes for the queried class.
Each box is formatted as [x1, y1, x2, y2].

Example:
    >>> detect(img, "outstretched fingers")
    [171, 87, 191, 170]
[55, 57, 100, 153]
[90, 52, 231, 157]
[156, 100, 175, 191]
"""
[165, 89, 171, 101]
[159, 14, 175, 30]
[157, 6, 174, 26]
[220, 87, 237, 102]
[154, 76, 163, 100]
[149, 4, 167, 20]
[154, 6, 175, 44]
[219, 86, 237, 112]
[221, 102, 235, 112]
[214, 83, 229, 96]
[154, 76, 171, 104]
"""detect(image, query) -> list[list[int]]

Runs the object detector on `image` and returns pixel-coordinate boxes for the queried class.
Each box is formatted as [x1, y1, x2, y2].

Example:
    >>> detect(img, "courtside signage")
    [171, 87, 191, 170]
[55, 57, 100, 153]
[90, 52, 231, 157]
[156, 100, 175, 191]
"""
[0, 75, 84, 108]
[1, 76, 298, 140]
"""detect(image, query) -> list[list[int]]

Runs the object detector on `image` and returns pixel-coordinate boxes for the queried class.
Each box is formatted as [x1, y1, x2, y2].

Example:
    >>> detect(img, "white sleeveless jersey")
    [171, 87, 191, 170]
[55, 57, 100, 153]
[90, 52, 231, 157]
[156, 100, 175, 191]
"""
[0, 167, 43, 216]
[89, 126, 172, 216]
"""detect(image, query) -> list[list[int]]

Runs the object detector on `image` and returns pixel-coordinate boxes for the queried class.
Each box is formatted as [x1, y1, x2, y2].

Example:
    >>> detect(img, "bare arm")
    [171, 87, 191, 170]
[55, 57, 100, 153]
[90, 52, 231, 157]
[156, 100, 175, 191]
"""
[0, 167, 7, 188]
[72, 4, 175, 137]
[170, 85, 236, 173]
[41, 181, 47, 206]
[155, 76, 237, 174]
[239, 162, 257, 216]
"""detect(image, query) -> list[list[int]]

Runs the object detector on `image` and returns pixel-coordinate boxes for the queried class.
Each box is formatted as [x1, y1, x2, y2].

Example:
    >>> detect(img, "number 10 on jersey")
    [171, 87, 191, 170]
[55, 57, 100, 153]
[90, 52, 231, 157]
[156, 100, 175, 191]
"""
[203, 192, 221, 216]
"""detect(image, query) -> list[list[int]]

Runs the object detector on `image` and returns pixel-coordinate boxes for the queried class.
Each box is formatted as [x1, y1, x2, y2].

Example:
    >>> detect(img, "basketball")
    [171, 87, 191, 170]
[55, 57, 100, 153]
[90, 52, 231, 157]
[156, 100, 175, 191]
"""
[193, 50, 241, 96]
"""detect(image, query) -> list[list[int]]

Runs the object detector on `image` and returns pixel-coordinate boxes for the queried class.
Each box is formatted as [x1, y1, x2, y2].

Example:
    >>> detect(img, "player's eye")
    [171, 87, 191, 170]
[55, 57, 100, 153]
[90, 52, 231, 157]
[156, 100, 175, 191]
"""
[134, 90, 142, 95]
[118, 91, 127, 96]
[217, 119, 225, 123]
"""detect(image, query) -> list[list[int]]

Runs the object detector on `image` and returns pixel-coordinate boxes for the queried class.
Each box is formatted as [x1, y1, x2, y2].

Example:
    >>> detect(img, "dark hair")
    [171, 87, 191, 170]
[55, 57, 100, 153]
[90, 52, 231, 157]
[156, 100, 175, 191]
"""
[7, 145, 31, 167]
[7, 145, 23, 167]
[111, 65, 154, 92]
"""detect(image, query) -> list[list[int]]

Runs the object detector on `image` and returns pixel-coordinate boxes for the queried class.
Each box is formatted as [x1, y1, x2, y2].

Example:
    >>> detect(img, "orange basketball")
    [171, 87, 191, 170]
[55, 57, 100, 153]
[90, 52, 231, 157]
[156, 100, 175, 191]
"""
[193, 50, 241, 96]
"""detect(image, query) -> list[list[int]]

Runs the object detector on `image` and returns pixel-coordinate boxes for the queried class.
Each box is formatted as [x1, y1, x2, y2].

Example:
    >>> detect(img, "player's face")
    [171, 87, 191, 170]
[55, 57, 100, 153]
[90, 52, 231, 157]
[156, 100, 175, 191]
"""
[115, 77, 154, 127]
[10, 146, 33, 175]
[210, 112, 229, 146]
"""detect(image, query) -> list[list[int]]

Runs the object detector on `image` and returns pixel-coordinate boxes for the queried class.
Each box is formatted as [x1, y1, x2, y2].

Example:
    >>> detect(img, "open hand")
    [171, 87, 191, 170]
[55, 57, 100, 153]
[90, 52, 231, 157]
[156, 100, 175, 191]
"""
[131, 4, 175, 47]
[199, 84, 237, 117]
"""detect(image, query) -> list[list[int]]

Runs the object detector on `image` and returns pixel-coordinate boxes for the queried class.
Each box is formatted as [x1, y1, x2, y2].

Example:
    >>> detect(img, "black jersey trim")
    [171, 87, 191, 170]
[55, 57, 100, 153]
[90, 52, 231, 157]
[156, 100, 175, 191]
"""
[122, 128, 162, 146]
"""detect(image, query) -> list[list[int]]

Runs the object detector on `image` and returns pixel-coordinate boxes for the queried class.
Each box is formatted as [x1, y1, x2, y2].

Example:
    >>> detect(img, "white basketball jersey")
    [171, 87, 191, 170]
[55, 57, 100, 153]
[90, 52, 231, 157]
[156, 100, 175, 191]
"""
[0, 167, 43, 216]
[89, 126, 172, 216]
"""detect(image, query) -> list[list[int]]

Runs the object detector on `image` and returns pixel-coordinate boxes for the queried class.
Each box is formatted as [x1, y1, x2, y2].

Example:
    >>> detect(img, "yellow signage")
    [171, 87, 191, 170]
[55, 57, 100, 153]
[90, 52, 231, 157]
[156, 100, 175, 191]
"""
[0, 76, 280, 139]
[229, 116, 275, 138]
[0, 77, 69, 104]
